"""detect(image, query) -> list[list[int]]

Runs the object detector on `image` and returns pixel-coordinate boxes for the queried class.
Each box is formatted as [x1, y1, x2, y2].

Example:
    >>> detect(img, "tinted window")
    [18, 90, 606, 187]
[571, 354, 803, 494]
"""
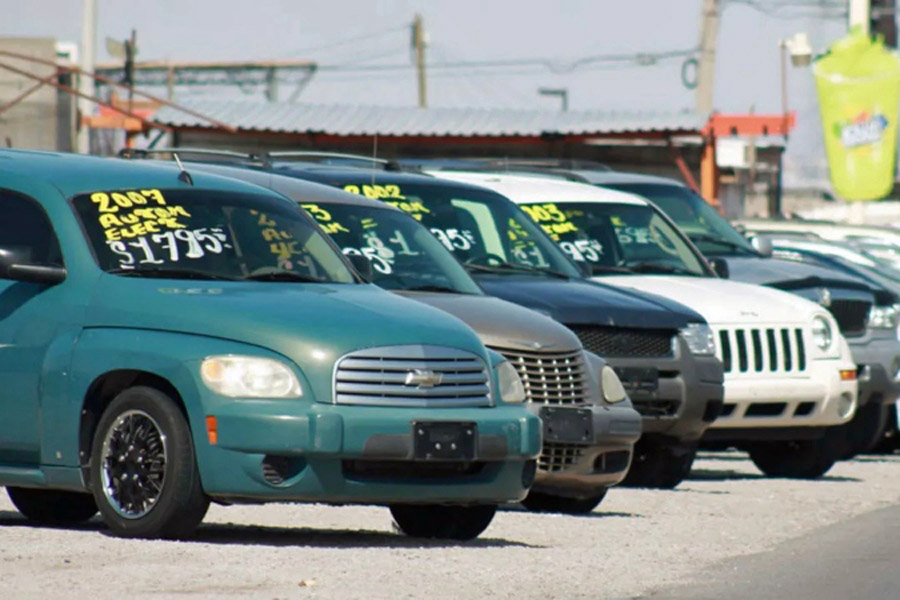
[603, 183, 756, 257]
[340, 182, 582, 278]
[0, 191, 62, 267]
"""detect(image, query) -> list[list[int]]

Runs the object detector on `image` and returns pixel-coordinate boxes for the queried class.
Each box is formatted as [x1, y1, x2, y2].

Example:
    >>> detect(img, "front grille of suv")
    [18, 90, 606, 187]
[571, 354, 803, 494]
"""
[490, 347, 588, 405]
[827, 299, 870, 337]
[334, 345, 490, 407]
[566, 325, 675, 358]
[717, 328, 807, 374]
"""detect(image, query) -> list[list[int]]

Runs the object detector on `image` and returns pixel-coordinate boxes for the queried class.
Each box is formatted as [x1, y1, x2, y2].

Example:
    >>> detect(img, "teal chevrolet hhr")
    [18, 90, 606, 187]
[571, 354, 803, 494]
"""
[0, 150, 541, 541]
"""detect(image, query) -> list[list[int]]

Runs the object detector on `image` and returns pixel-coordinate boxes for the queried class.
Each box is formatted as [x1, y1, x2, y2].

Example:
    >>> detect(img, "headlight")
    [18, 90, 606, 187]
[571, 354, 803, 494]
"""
[496, 360, 526, 404]
[680, 323, 716, 356]
[868, 304, 900, 329]
[811, 315, 834, 351]
[601, 365, 627, 403]
[200, 355, 302, 398]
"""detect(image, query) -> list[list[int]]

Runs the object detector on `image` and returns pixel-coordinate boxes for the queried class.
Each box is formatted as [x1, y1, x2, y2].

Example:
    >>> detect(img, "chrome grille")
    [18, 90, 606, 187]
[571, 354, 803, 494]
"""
[567, 325, 675, 358]
[334, 345, 490, 407]
[717, 327, 807, 374]
[491, 347, 588, 405]
[538, 442, 587, 472]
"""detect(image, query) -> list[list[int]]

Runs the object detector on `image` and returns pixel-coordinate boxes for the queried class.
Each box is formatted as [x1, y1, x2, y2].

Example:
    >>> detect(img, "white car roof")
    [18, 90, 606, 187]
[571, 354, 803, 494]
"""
[426, 170, 649, 206]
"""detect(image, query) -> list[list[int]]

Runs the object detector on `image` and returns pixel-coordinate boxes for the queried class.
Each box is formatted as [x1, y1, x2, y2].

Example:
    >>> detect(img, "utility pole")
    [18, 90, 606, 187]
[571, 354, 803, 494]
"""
[77, 0, 97, 153]
[871, 0, 896, 47]
[412, 14, 427, 108]
[695, 0, 719, 115]
[849, 0, 871, 35]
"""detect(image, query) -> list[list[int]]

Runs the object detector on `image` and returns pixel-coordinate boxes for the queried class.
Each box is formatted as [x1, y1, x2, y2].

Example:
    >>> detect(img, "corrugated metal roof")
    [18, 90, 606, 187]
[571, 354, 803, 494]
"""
[153, 100, 707, 138]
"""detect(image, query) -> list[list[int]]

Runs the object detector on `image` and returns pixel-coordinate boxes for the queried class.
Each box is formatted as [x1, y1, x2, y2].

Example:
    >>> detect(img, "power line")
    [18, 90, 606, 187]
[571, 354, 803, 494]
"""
[280, 25, 407, 58]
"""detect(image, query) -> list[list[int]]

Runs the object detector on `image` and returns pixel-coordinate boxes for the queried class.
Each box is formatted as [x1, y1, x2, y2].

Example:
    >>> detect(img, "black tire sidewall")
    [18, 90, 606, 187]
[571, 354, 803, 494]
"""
[89, 386, 207, 538]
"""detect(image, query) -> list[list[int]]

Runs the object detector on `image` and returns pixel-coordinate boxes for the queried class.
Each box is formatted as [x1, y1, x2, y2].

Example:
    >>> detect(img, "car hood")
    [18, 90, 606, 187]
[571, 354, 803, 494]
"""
[725, 256, 873, 291]
[86, 276, 489, 387]
[599, 275, 821, 326]
[473, 274, 702, 329]
[394, 291, 582, 353]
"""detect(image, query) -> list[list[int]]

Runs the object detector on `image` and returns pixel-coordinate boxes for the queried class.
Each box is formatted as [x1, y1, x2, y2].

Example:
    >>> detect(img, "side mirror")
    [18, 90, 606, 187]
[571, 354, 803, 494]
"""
[346, 253, 374, 282]
[708, 257, 730, 279]
[753, 236, 773, 257]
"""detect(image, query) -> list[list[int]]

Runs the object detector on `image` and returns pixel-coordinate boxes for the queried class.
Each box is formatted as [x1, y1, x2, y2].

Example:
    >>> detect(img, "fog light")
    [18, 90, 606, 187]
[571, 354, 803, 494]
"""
[838, 393, 856, 419]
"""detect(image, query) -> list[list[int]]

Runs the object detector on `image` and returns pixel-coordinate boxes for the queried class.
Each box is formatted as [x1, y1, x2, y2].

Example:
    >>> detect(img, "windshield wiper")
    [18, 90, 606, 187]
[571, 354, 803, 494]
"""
[688, 233, 757, 255]
[465, 261, 570, 279]
[404, 284, 463, 293]
[244, 269, 326, 283]
[586, 264, 634, 275]
[107, 267, 238, 281]
[620, 261, 701, 276]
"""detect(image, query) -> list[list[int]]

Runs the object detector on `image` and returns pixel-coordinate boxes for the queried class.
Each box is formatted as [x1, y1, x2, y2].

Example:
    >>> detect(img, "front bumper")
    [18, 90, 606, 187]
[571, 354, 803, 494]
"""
[705, 357, 858, 439]
[527, 402, 642, 497]
[197, 401, 542, 505]
[849, 332, 900, 408]
[606, 341, 724, 443]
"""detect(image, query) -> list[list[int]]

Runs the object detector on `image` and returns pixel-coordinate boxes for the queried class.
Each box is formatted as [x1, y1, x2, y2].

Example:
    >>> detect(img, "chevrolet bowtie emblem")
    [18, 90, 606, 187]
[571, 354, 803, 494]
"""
[405, 368, 443, 388]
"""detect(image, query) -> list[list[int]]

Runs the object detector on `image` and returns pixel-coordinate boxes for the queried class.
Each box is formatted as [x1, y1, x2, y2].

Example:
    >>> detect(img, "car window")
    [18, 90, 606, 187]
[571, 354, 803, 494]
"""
[340, 182, 582, 277]
[70, 188, 355, 283]
[520, 201, 706, 276]
[301, 202, 481, 294]
[0, 190, 63, 267]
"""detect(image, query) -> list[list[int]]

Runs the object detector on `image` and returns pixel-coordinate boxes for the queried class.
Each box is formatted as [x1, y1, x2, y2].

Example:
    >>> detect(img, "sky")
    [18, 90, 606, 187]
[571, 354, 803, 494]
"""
[1, 0, 855, 183]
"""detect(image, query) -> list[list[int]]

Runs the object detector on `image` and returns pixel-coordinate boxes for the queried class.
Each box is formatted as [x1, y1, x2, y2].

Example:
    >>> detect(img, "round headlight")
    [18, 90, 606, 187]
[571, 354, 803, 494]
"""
[496, 360, 526, 404]
[811, 315, 833, 351]
[601, 365, 627, 403]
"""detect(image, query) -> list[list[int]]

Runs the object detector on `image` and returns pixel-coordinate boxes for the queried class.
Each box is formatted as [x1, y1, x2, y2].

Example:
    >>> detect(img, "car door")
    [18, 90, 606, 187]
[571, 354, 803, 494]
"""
[0, 190, 67, 466]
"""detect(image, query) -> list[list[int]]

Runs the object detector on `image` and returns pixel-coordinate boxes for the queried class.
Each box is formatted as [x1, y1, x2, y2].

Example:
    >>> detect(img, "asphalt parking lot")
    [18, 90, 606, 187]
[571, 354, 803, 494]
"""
[2, 450, 899, 600]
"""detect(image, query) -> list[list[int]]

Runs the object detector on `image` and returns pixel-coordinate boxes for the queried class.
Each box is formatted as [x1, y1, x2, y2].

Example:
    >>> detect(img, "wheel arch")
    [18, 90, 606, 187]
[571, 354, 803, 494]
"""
[79, 369, 187, 486]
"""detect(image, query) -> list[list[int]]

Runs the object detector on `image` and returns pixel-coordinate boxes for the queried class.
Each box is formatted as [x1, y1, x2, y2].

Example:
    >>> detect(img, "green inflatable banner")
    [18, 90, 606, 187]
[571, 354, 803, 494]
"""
[814, 28, 900, 201]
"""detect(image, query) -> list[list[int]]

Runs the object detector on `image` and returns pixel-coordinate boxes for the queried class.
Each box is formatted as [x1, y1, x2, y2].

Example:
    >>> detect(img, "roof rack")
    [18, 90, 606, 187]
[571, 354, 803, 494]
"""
[119, 147, 271, 167]
[396, 157, 611, 172]
[267, 151, 405, 171]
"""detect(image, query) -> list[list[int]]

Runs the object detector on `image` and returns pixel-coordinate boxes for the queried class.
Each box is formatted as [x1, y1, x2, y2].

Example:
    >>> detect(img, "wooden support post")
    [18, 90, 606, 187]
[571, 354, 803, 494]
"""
[700, 134, 720, 208]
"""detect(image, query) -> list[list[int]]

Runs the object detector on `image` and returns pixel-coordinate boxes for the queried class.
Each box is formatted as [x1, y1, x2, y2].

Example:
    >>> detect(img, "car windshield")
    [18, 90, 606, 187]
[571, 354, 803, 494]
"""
[339, 181, 582, 278]
[71, 187, 355, 283]
[301, 201, 481, 294]
[519, 201, 707, 276]
[603, 183, 757, 257]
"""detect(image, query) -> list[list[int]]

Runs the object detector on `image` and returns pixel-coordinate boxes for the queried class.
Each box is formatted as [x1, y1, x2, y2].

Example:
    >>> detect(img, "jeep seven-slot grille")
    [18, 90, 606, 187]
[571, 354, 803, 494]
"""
[334, 345, 490, 407]
[490, 347, 588, 405]
[827, 299, 870, 337]
[717, 328, 807, 374]
[567, 326, 675, 358]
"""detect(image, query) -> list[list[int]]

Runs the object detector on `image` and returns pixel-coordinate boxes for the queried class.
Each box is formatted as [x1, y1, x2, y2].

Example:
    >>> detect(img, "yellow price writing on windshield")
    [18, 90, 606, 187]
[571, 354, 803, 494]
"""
[343, 184, 405, 200]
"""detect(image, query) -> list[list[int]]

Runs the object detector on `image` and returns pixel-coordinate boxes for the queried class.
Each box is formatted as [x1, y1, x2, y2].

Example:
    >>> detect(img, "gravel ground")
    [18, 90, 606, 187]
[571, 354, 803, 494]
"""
[2, 451, 900, 600]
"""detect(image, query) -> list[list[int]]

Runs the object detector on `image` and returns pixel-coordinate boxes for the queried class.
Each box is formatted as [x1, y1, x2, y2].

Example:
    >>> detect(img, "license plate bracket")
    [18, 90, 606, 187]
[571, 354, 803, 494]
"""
[614, 366, 659, 395]
[412, 421, 477, 461]
[540, 407, 594, 444]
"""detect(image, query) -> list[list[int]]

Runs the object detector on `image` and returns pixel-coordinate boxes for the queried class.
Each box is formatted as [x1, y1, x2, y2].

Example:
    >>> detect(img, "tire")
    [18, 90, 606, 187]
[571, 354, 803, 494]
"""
[6, 487, 97, 525]
[620, 442, 697, 489]
[89, 386, 209, 539]
[389, 504, 496, 541]
[747, 432, 840, 479]
[521, 489, 607, 515]
[838, 402, 890, 459]
[870, 404, 900, 455]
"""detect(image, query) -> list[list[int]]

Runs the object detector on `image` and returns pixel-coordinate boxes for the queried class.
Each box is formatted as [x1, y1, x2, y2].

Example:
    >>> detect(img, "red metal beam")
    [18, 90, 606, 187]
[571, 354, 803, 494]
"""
[704, 112, 796, 137]
[0, 69, 63, 116]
